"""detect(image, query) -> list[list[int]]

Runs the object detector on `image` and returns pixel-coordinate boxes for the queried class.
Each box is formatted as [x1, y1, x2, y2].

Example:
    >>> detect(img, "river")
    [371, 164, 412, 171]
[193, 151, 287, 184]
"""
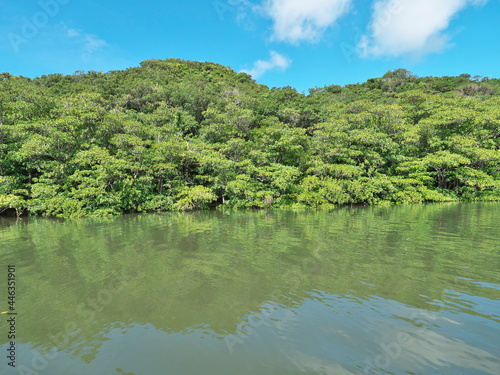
[0, 203, 499, 374]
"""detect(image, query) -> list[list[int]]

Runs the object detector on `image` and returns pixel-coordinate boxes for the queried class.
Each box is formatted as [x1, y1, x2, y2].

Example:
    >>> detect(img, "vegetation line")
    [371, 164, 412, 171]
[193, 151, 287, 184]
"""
[0, 60, 499, 217]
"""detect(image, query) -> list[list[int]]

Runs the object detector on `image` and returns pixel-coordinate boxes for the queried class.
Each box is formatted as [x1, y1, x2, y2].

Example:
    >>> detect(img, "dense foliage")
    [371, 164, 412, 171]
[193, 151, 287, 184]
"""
[1, 61, 499, 217]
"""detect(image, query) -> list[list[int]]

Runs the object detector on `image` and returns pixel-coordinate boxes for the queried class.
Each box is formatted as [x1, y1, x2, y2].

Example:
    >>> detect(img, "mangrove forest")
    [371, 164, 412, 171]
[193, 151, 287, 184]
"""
[0, 60, 499, 217]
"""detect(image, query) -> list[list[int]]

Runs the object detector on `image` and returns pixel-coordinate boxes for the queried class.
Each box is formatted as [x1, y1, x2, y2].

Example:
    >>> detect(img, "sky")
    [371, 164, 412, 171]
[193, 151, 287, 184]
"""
[1, 0, 499, 92]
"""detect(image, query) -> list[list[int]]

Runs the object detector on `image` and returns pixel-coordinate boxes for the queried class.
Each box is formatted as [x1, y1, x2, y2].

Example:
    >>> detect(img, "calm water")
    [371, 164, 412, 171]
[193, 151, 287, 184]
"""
[0, 203, 499, 375]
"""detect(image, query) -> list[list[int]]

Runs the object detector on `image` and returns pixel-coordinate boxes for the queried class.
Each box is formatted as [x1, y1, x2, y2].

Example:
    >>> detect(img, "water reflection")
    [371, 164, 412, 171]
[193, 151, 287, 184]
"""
[0, 203, 499, 375]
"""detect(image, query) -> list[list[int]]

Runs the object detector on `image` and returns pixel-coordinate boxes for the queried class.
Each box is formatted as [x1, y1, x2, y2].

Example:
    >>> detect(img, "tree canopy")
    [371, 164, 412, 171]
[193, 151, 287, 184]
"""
[1, 59, 499, 217]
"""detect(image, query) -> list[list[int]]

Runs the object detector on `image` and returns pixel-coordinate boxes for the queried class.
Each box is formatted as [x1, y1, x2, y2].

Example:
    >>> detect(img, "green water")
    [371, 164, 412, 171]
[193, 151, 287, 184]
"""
[0, 203, 499, 375]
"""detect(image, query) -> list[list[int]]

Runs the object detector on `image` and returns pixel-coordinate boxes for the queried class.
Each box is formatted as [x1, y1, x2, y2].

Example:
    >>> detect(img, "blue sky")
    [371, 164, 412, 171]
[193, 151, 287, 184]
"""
[1, 0, 499, 92]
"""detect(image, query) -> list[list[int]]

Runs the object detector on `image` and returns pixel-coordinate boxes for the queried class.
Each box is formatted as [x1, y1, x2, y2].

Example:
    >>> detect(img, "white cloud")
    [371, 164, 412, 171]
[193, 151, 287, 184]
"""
[241, 51, 291, 78]
[262, 0, 352, 44]
[359, 0, 488, 58]
[67, 29, 80, 38]
[82, 34, 107, 54]
[66, 28, 107, 56]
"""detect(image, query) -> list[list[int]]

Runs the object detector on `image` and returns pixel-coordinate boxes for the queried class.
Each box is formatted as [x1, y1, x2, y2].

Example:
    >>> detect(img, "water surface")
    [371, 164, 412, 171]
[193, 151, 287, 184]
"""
[0, 203, 499, 374]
